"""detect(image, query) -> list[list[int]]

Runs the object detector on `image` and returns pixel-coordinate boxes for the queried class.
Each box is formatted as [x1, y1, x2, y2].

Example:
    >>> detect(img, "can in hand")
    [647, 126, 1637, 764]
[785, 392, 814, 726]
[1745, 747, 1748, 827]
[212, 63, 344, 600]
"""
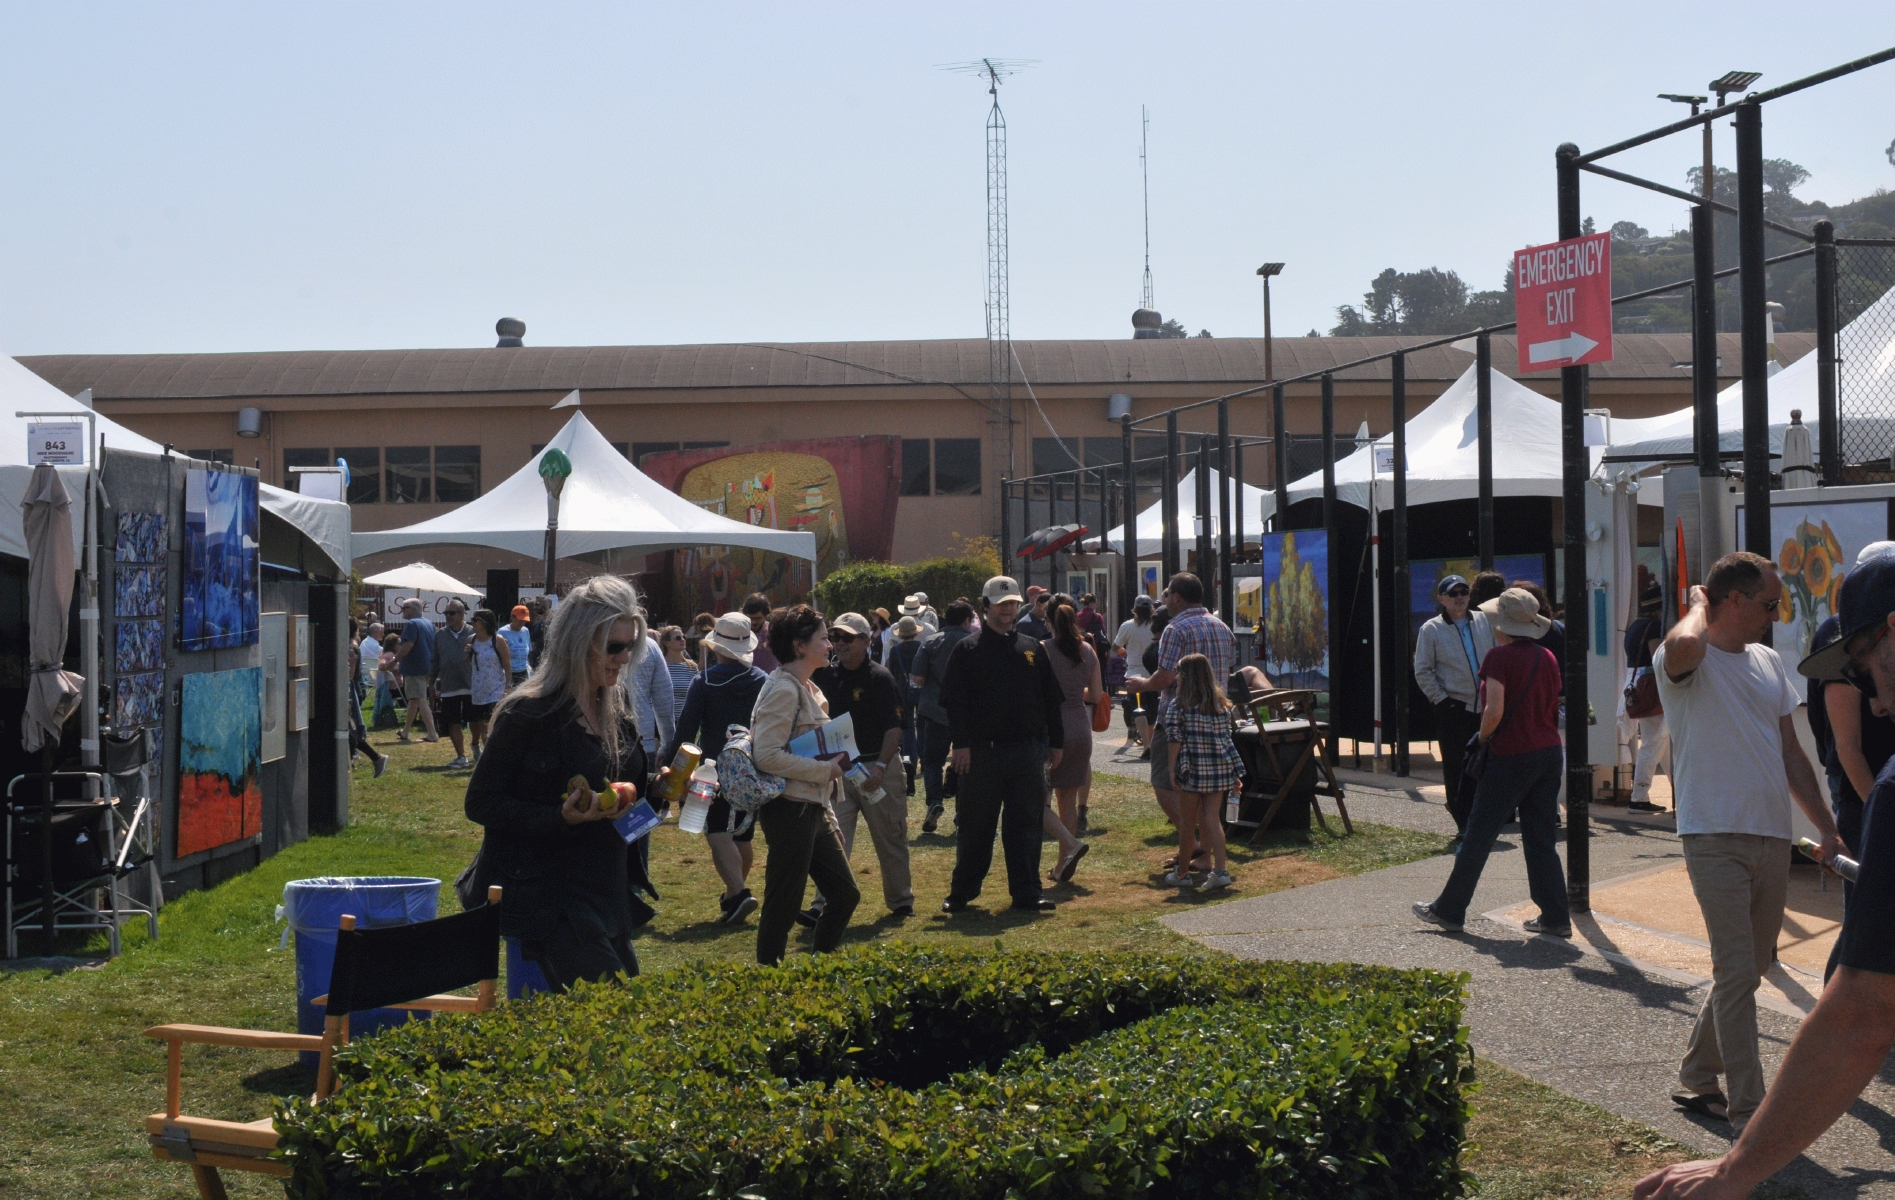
[656, 743, 702, 806]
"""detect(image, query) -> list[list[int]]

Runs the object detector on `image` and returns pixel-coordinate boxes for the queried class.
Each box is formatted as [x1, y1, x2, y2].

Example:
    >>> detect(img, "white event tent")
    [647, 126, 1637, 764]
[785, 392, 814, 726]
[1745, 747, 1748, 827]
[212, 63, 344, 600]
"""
[2, 356, 351, 574]
[351, 410, 817, 565]
[1089, 466, 1275, 557]
[1283, 361, 1660, 510]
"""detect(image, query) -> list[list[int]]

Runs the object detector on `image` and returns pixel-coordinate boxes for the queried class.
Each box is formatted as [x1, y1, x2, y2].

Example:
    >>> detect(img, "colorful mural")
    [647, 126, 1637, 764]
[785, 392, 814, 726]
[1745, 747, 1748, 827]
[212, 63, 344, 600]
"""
[178, 667, 262, 857]
[181, 469, 259, 652]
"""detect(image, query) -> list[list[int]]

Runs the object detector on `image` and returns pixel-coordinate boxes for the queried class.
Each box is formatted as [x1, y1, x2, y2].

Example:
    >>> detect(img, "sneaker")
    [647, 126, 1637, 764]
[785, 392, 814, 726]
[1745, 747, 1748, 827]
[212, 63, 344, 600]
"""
[447, 755, 471, 769]
[1628, 800, 1664, 813]
[1524, 918, 1572, 938]
[721, 890, 759, 925]
[922, 805, 943, 833]
[1198, 870, 1233, 893]
[373, 754, 389, 779]
[795, 904, 824, 928]
[1412, 901, 1463, 932]
[1162, 870, 1196, 888]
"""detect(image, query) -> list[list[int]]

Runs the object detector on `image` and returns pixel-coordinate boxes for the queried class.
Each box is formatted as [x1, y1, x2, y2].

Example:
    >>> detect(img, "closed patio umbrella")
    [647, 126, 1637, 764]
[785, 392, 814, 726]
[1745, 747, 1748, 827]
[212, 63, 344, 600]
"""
[21, 462, 84, 954]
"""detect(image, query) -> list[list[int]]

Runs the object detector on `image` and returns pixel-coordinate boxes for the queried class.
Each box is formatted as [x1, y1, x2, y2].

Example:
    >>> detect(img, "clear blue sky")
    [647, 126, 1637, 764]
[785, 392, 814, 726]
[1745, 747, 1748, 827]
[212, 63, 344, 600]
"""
[2, 2, 1892, 356]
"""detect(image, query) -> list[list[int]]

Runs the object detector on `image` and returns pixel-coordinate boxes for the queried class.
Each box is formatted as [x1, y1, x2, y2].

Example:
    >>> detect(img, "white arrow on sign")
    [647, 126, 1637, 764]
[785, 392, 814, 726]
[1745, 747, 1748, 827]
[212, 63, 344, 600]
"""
[1527, 332, 1599, 365]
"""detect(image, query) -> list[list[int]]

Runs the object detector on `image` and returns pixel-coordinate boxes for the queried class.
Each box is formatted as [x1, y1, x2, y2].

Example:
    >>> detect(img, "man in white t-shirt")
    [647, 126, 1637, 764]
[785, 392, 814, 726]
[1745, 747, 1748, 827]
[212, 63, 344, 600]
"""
[1655, 551, 1843, 1132]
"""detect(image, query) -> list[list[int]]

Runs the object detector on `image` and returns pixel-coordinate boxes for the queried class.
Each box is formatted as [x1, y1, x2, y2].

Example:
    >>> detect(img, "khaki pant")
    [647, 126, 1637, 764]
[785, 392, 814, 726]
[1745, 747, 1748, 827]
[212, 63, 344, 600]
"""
[1679, 832, 1789, 1125]
[833, 776, 914, 912]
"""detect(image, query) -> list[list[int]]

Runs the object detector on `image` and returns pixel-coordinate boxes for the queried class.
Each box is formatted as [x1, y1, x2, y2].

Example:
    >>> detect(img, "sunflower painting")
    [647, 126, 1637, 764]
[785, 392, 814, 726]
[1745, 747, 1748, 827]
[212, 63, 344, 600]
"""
[1772, 501, 1889, 663]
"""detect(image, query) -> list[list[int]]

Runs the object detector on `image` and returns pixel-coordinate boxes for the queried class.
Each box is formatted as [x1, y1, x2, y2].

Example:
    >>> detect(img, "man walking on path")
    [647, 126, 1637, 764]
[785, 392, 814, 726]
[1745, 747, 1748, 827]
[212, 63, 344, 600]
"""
[911, 599, 977, 832]
[939, 576, 1066, 914]
[394, 597, 440, 745]
[1654, 551, 1843, 1132]
[1124, 573, 1234, 881]
[433, 600, 476, 768]
[814, 612, 914, 918]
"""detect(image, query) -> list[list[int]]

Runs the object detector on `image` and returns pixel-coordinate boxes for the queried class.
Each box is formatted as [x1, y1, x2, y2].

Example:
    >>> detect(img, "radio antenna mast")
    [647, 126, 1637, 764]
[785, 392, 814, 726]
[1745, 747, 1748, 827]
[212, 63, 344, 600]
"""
[1141, 106, 1154, 311]
[940, 56, 1036, 507]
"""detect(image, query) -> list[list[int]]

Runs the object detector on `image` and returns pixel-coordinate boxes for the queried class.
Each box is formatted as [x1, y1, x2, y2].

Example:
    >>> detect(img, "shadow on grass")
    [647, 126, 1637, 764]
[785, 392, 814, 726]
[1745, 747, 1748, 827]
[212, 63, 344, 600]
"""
[243, 1061, 317, 1099]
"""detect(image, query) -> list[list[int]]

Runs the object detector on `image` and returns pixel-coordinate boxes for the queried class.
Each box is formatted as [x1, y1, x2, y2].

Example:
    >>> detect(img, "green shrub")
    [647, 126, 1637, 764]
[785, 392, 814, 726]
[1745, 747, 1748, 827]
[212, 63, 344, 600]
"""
[902, 556, 992, 612]
[277, 945, 1471, 1199]
[813, 560, 910, 617]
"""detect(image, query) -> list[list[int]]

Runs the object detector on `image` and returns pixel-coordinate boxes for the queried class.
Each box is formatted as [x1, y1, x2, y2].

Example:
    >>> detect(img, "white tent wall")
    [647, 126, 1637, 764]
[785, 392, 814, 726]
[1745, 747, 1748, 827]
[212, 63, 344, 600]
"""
[1091, 466, 1276, 558]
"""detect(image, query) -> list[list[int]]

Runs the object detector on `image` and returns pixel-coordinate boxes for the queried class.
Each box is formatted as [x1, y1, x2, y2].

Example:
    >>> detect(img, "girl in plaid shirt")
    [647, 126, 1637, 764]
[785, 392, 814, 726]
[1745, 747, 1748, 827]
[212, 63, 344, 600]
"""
[1162, 653, 1244, 892]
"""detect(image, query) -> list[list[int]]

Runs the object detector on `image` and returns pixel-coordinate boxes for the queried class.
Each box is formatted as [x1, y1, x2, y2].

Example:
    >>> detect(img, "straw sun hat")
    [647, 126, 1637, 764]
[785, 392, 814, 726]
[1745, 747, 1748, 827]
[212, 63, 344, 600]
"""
[1480, 588, 1552, 640]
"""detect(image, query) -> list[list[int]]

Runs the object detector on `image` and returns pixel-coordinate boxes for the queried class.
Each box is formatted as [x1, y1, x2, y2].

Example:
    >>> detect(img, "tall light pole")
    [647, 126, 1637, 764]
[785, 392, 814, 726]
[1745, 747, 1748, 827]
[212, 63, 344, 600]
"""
[1257, 263, 1284, 385]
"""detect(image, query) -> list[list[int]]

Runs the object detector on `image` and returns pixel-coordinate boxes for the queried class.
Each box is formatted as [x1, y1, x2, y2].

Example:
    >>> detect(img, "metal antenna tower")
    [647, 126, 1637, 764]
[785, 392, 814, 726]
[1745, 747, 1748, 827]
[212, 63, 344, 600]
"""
[942, 57, 1035, 512]
[1141, 106, 1154, 311]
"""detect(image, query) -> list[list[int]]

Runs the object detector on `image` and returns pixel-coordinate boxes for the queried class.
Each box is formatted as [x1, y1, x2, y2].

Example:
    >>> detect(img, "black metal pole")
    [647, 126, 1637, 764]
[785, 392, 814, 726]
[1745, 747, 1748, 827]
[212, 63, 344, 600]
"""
[40, 744, 55, 955]
[1218, 400, 1234, 620]
[1163, 413, 1181, 585]
[1692, 205, 1721, 480]
[1476, 332, 1495, 569]
[1736, 101, 1771, 556]
[1272, 383, 1290, 530]
[1321, 373, 1338, 738]
[1001, 476, 1012, 584]
[1815, 219, 1840, 484]
[1557, 142, 1591, 914]
[1196, 434, 1214, 591]
[1391, 353, 1410, 777]
[1121, 414, 1136, 618]
[1234, 440, 1246, 569]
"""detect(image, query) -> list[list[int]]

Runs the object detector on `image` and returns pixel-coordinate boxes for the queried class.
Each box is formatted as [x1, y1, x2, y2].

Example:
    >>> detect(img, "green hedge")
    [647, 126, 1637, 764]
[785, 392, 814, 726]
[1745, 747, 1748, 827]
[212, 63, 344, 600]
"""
[813, 556, 994, 619]
[276, 945, 1472, 1199]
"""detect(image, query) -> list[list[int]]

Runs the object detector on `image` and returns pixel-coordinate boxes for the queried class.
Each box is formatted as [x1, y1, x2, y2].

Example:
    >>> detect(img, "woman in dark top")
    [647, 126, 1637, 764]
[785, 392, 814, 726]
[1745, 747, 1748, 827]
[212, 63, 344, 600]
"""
[465, 575, 651, 990]
[1414, 588, 1570, 937]
[661, 611, 771, 924]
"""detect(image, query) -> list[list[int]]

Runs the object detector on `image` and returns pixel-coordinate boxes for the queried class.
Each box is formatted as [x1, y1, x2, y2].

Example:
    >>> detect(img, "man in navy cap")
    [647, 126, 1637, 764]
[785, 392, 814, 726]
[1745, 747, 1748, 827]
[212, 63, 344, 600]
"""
[1638, 551, 1894, 1198]
[1413, 573, 1493, 840]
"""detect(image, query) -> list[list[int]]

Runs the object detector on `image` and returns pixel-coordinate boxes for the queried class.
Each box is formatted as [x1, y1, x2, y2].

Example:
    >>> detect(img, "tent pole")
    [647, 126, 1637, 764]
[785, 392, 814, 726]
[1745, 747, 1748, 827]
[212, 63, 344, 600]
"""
[1321, 373, 1338, 753]
[1476, 333, 1495, 569]
[1217, 401, 1233, 621]
[1391, 353, 1410, 777]
[1272, 384, 1289, 530]
[1736, 101, 1771, 557]
[1370, 432, 1382, 768]
[1000, 477, 1012, 587]
[1558, 141, 1592, 914]
[1815, 219, 1840, 485]
[1162, 414, 1180, 584]
[1195, 435, 1213, 592]
[1120, 415, 1136, 618]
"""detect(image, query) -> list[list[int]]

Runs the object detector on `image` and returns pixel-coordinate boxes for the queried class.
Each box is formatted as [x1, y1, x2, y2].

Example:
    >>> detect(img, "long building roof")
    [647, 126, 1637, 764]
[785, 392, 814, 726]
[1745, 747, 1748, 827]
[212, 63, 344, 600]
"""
[19, 332, 1807, 401]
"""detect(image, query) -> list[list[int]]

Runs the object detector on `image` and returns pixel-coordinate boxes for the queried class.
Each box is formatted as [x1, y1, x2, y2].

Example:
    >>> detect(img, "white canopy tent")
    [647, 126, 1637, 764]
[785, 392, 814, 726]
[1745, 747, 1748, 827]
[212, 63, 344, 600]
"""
[1087, 466, 1276, 557]
[1280, 361, 1655, 509]
[351, 410, 817, 564]
[2, 356, 351, 574]
[1605, 284, 1895, 463]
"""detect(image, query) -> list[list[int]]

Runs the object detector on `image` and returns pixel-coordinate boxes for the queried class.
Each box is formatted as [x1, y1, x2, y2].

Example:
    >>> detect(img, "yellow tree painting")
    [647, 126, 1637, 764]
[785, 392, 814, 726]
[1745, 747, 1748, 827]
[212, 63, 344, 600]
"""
[1264, 530, 1330, 689]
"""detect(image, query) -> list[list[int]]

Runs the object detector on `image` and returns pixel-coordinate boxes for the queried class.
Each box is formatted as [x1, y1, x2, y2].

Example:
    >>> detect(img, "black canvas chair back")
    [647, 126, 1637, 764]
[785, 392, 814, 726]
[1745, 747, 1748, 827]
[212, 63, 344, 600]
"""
[325, 902, 501, 1016]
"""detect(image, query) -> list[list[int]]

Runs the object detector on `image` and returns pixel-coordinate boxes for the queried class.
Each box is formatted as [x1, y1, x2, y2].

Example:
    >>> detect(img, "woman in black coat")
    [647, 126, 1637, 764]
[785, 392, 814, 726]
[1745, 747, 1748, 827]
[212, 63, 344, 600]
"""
[465, 575, 652, 990]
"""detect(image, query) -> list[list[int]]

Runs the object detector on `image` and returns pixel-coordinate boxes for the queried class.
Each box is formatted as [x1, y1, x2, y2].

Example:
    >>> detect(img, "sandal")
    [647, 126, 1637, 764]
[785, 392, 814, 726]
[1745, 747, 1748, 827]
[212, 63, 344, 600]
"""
[1670, 1092, 1729, 1121]
[1056, 842, 1089, 883]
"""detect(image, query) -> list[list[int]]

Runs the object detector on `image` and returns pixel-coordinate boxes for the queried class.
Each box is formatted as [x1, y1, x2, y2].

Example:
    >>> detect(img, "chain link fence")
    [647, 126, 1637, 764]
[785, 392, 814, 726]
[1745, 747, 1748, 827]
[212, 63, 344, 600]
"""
[1837, 242, 1895, 470]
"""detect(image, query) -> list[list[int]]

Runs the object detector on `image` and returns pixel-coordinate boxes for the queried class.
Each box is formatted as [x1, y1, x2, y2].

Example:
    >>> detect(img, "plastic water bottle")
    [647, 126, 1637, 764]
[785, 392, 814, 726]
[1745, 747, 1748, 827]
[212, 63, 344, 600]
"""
[678, 761, 718, 835]
[1225, 791, 1243, 826]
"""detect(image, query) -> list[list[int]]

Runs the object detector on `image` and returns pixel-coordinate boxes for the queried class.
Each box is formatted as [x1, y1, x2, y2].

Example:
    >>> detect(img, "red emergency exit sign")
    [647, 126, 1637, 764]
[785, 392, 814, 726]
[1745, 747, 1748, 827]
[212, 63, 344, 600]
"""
[1514, 232, 1614, 372]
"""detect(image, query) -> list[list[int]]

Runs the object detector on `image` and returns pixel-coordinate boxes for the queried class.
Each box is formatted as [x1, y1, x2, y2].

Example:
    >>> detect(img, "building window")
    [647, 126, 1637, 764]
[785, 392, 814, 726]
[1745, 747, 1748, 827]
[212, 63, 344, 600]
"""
[1032, 437, 1083, 476]
[434, 445, 481, 503]
[901, 439, 931, 497]
[283, 448, 330, 474]
[632, 441, 680, 466]
[188, 448, 234, 465]
[932, 438, 981, 495]
[611, 442, 629, 459]
[385, 446, 431, 503]
[683, 440, 730, 452]
[335, 447, 380, 504]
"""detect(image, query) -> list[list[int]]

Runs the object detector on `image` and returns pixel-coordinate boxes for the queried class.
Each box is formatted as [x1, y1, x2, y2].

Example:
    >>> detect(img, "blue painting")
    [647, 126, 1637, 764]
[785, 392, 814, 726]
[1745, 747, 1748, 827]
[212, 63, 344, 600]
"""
[116, 620, 164, 673]
[115, 564, 165, 618]
[115, 671, 164, 728]
[1262, 530, 1330, 691]
[178, 667, 261, 856]
[115, 510, 166, 563]
[181, 469, 258, 652]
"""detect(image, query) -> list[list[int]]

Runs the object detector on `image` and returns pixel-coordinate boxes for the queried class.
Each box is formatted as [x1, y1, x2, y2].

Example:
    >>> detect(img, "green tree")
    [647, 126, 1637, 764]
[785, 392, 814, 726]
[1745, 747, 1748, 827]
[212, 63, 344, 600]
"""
[1330, 267, 1514, 336]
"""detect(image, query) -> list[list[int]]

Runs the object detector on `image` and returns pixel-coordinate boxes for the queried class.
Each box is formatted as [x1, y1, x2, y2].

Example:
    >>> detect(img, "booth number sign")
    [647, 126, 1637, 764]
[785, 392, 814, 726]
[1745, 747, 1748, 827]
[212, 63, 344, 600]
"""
[27, 422, 85, 466]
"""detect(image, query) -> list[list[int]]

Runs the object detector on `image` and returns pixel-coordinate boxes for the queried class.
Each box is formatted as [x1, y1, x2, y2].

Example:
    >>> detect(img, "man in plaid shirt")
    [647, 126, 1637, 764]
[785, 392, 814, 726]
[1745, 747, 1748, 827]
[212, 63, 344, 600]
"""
[1124, 573, 1235, 873]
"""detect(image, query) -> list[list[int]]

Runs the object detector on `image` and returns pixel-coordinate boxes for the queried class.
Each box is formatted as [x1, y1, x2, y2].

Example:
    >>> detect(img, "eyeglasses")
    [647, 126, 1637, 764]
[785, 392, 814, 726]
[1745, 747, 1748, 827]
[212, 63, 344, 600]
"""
[604, 639, 636, 656]
[1444, 588, 1470, 599]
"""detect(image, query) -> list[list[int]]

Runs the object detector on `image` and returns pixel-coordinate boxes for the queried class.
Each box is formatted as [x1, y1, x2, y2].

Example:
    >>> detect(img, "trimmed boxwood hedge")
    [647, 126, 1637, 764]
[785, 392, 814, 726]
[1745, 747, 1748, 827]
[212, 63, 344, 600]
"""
[276, 945, 1472, 1199]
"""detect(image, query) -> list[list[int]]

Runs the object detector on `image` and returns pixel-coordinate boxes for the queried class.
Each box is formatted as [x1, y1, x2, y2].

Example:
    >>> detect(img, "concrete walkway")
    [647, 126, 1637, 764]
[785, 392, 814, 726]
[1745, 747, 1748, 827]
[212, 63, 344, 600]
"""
[1090, 720, 1895, 1196]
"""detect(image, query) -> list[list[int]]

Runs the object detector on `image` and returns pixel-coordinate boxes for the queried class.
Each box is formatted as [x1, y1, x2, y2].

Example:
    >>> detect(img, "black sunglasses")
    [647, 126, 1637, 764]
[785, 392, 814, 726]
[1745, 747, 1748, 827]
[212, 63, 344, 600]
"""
[830, 631, 858, 643]
[604, 639, 636, 656]
[1444, 588, 1470, 599]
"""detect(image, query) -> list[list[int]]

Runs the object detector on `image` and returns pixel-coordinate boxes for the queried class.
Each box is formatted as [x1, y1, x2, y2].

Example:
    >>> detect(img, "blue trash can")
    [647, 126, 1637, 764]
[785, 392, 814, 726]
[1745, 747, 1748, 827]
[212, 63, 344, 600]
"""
[281, 876, 440, 1066]
[505, 937, 551, 1000]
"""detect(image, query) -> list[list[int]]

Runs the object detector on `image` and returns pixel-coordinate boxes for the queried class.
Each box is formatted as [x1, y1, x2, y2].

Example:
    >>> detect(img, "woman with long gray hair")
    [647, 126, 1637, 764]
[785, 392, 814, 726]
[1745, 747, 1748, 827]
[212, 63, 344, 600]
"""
[465, 575, 652, 989]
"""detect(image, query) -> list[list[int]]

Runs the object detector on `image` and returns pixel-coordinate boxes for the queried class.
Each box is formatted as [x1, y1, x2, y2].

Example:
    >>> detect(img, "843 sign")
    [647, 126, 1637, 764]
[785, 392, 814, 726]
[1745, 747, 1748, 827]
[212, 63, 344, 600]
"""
[27, 422, 85, 466]
[1514, 232, 1613, 372]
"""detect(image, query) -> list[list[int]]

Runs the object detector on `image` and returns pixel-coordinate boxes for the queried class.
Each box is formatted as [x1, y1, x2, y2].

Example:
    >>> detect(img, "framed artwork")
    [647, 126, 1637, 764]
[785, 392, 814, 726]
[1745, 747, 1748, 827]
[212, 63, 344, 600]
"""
[1771, 498, 1891, 665]
[114, 671, 164, 728]
[181, 469, 259, 652]
[1138, 561, 1162, 599]
[115, 620, 164, 674]
[1262, 531, 1330, 690]
[178, 667, 262, 857]
[292, 677, 311, 732]
[292, 615, 310, 667]
[115, 510, 166, 563]
[114, 564, 165, 618]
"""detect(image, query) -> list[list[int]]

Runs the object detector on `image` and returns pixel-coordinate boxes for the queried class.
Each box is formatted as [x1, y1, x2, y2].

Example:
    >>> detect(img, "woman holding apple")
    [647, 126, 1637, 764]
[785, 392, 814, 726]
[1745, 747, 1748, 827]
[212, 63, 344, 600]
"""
[465, 575, 652, 990]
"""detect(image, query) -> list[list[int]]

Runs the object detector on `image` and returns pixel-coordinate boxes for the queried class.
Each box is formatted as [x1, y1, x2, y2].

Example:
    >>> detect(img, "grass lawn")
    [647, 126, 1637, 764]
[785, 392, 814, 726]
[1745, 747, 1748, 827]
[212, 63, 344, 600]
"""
[0, 732, 1711, 1198]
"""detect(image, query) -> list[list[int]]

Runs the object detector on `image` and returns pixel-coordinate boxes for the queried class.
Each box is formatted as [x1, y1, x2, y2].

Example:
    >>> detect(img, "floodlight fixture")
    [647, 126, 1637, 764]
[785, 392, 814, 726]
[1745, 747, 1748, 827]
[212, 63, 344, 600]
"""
[1709, 72, 1761, 104]
[1658, 92, 1708, 114]
[1256, 263, 1284, 277]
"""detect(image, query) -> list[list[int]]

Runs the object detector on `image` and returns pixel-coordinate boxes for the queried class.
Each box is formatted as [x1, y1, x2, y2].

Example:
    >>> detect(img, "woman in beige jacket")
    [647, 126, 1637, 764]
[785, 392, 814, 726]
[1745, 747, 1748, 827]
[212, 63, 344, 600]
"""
[749, 604, 862, 965]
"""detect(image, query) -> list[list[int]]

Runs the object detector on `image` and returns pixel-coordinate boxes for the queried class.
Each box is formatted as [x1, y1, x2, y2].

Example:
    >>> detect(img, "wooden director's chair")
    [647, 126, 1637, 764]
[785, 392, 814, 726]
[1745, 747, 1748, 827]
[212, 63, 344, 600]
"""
[143, 886, 504, 1200]
[1236, 689, 1352, 842]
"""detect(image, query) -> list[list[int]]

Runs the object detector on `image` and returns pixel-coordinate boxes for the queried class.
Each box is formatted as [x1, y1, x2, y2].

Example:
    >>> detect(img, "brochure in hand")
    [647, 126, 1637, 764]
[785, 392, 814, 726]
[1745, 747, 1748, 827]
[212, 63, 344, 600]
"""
[787, 711, 871, 784]
[614, 799, 663, 845]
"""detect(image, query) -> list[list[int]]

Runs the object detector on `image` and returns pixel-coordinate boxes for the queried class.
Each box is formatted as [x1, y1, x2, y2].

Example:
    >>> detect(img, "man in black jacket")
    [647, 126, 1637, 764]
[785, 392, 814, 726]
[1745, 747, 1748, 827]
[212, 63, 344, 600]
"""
[938, 576, 1066, 914]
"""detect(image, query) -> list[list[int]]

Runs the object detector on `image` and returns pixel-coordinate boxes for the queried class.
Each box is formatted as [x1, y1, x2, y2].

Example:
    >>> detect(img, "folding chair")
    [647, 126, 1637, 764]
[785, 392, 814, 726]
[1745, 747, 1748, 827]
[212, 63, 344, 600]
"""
[5, 770, 160, 958]
[143, 886, 502, 1200]
[1234, 689, 1352, 841]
